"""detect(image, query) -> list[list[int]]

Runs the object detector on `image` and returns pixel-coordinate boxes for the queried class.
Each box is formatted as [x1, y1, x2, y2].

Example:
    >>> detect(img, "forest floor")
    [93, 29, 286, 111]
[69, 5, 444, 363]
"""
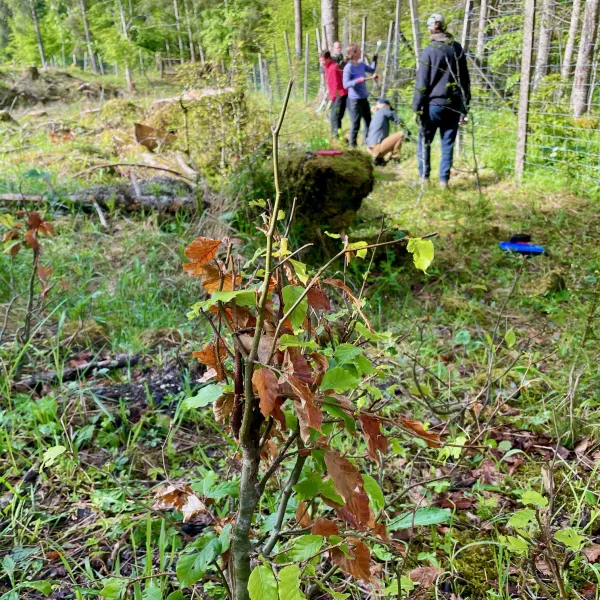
[1, 69, 600, 600]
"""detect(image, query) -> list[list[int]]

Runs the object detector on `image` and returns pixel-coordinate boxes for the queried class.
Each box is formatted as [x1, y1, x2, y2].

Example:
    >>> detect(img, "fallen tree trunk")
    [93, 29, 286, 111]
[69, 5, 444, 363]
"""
[14, 354, 140, 390]
[0, 192, 200, 213]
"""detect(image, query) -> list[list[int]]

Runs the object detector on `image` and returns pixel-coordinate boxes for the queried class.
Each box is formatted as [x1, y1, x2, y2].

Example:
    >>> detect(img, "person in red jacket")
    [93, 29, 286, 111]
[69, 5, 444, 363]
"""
[319, 50, 348, 138]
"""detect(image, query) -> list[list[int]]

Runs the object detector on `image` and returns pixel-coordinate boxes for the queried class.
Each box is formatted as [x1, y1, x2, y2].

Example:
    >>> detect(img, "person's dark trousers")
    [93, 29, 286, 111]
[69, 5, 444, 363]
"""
[330, 95, 347, 137]
[348, 97, 371, 146]
[417, 104, 461, 182]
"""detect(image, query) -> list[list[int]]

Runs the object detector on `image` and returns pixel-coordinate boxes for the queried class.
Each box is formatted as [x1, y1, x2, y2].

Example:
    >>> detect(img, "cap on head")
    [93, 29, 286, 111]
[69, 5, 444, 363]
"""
[427, 13, 446, 31]
[377, 98, 391, 106]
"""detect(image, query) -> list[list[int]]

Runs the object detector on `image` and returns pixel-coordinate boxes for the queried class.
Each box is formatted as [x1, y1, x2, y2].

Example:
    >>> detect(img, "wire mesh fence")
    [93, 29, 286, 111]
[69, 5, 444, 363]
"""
[250, 0, 600, 190]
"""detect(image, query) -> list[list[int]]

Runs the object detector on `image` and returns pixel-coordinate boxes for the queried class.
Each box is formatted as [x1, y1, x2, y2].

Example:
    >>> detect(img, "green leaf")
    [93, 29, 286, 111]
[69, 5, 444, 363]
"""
[23, 582, 53, 595]
[407, 238, 434, 272]
[554, 528, 586, 550]
[521, 491, 548, 508]
[355, 354, 376, 375]
[507, 509, 536, 529]
[278, 335, 318, 351]
[282, 285, 309, 329]
[327, 591, 351, 600]
[41, 445, 66, 469]
[320, 367, 359, 393]
[324, 231, 340, 238]
[99, 579, 124, 599]
[382, 576, 415, 596]
[166, 592, 184, 600]
[501, 535, 530, 556]
[277, 210, 286, 220]
[453, 329, 471, 346]
[0, 214, 15, 228]
[322, 403, 356, 433]
[187, 290, 255, 318]
[362, 474, 385, 511]
[249, 199, 266, 208]
[347, 240, 368, 259]
[288, 535, 324, 562]
[333, 343, 363, 365]
[389, 507, 451, 531]
[183, 385, 224, 410]
[504, 329, 516, 348]
[142, 584, 162, 600]
[248, 564, 278, 600]
[289, 260, 310, 285]
[176, 538, 221, 587]
[320, 477, 344, 504]
[498, 440, 512, 453]
[278, 565, 305, 600]
[293, 471, 323, 500]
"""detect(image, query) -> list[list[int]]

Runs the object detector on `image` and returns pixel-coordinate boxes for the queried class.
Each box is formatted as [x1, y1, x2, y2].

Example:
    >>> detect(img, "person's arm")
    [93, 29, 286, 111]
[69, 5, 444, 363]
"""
[412, 49, 431, 114]
[364, 57, 377, 74]
[343, 63, 364, 89]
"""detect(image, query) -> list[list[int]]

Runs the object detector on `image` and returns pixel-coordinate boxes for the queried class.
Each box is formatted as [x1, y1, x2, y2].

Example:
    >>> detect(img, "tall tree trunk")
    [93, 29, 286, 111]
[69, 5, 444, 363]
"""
[183, 0, 195, 62]
[561, 0, 582, 79]
[321, 0, 338, 48]
[80, 0, 97, 73]
[116, 0, 133, 91]
[173, 0, 185, 63]
[294, 0, 302, 59]
[475, 0, 488, 61]
[532, 0, 555, 92]
[30, 0, 46, 68]
[571, 0, 600, 116]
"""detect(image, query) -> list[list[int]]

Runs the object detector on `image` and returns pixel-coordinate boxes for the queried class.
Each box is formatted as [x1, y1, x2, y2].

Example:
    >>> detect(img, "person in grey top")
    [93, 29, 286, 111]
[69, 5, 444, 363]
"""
[366, 99, 408, 165]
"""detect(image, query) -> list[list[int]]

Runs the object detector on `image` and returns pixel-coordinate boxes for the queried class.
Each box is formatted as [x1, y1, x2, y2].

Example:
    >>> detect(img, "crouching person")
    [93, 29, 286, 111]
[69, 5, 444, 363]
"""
[366, 99, 406, 165]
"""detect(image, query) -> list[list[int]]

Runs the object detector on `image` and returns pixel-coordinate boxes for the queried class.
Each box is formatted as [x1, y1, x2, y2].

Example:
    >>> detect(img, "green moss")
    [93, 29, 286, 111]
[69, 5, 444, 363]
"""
[451, 529, 498, 597]
[100, 99, 144, 128]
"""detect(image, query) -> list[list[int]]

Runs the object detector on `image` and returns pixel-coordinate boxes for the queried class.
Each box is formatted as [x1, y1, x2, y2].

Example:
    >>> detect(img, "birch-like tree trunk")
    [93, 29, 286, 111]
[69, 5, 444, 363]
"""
[80, 0, 97, 73]
[571, 0, 600, 116]
[532, 0, 555, 92]
[183, 0, 195, 62]
[294, 0, 302, 59]
[116, 0, 133, 91]
[561, 0, 582, 79]
[30, 0, 47, 68]
[475, 0, 488, 61]
[173, 0, 185, 62]
[321, 0, 338, 48]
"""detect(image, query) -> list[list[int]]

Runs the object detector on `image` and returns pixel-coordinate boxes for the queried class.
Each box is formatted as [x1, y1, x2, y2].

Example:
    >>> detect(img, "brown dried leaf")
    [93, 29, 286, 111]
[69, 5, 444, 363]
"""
[324, 449, 371, 528]
[213, 392, 234, 423]
[331, 538, 371, 581]
[183, 237, 221, 276]
[295, 501, 313, 527]
[272, 397, 287, 431]
[289, 375, 323, 442]
[153, 483, 208, 523]
[200, 263, 241, 293]
[238, 333, 273, 364]
[307, 286, 331, 311]
[440, 492, 474, 510]
[309, 352, 329, 387]
[192, 340, 227, 381]
[39, 221, 55, 236]
[358, 414, 388, 463]
[311, 518, 339, 536]
[281, 349, 313, 386]
[27, 212, 42, 230]
[400, 416, 442, 448]
[409, 566, 443, 586]
[253, 368, 280, 418]
[25, 228, 38, 249]
[583, 545, 600, 563]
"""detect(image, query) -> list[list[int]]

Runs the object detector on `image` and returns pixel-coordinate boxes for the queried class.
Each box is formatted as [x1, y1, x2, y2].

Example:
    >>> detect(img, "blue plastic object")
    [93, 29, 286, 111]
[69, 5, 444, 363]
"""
[499, 241, 545, 254]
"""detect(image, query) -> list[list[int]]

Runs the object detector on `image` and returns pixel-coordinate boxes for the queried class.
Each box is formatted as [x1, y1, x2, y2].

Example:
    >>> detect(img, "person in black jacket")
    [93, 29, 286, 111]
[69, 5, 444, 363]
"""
[412, 13, 471, 188]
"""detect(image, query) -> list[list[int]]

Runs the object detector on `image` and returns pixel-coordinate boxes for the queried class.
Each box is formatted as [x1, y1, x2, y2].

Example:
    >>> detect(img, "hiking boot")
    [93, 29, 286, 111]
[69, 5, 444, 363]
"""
[374, 157, 385, 167]
[419, 177, 430, 186]
[439, 181, 449, 189]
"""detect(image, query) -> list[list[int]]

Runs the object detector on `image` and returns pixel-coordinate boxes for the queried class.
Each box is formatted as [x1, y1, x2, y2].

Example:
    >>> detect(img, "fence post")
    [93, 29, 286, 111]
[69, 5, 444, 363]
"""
[515, 0, 536, 179]
[283, 31, 295, 99]
[456, 0, 473, 156]
[258, 53, 265, 95]
[98, 54, 105, 76]
[381, 21, 394, 97]
[273, 44, 282, 101]
[304, 32, 310, 103]
[252, 62, 257, 93]
[408, 0, 421, 67]
[361, 16, 367, 60]
[322, 25, 329, 51]
[343, 17, 348, 50]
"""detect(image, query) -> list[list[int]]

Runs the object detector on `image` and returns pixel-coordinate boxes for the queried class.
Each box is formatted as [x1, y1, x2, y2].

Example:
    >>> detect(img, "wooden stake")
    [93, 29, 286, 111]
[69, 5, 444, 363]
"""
[361, 15, 367, 60]
[273, 44, 282, 101]
[252, 63, 258, 93]
[461, 0, 473, 50]
[322, 24, 329, 51]
[283, 31, 295, 99]
[515, 0, 536, 179]
[304, 32, 310, 103]
[258, 53, 265, 95]
[408, 0, 421, 67]
[382, 21, 394, 97]
[343, 17, 349, 49]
